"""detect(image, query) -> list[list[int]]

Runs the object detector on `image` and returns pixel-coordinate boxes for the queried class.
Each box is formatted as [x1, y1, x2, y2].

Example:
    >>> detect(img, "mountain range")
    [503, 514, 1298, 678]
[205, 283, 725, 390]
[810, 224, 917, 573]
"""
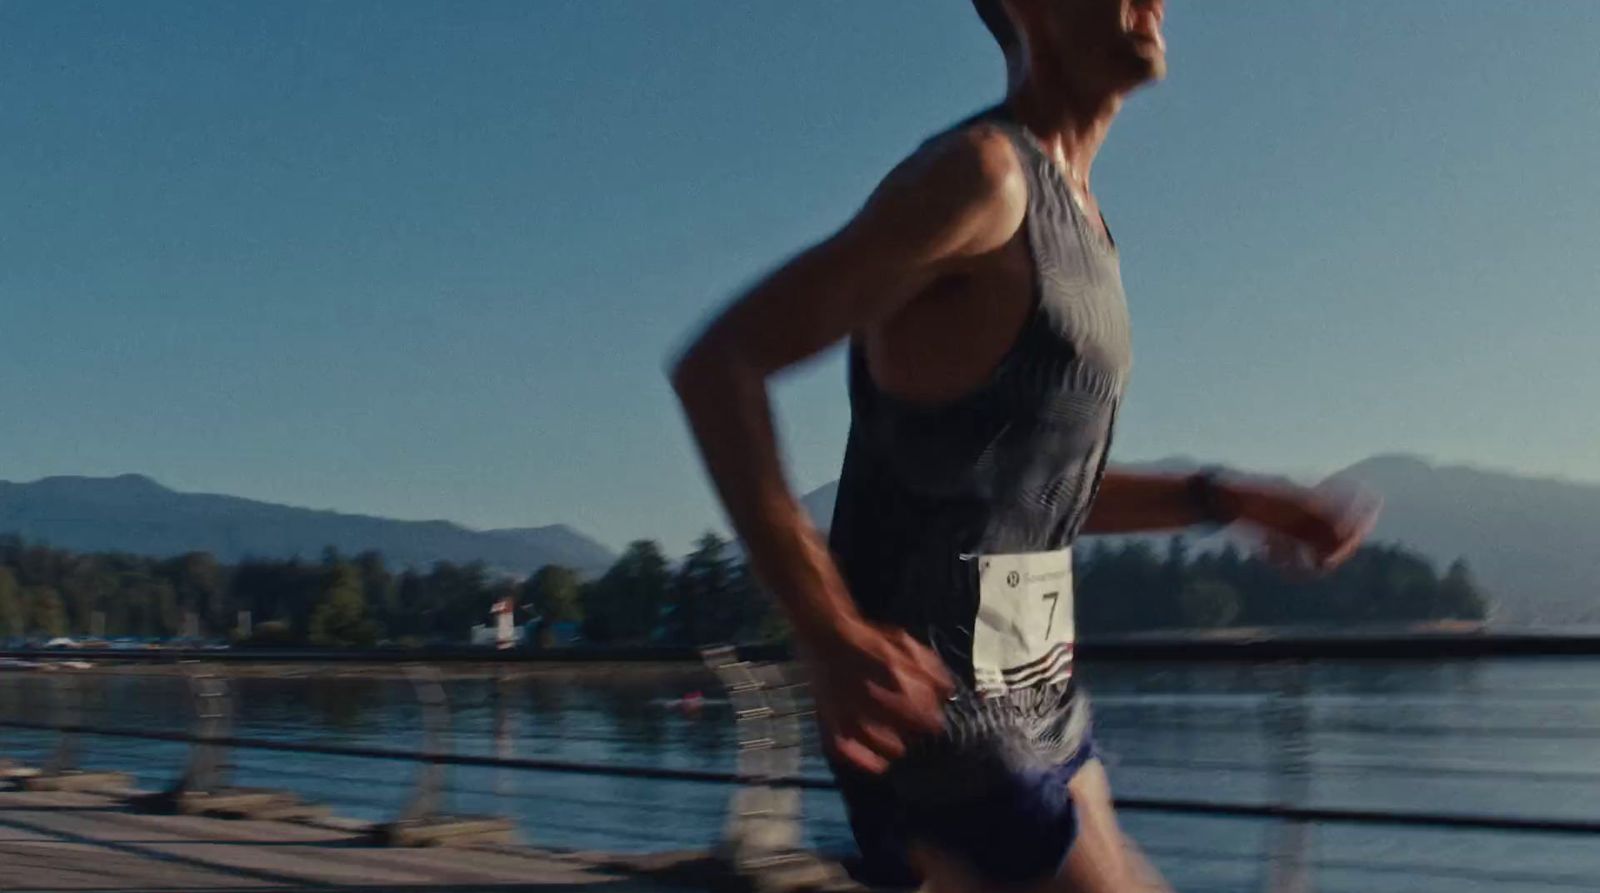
[4, 455, 1597, 626]
[0, 474, 615, 577]
[799, 455, 1600, 628]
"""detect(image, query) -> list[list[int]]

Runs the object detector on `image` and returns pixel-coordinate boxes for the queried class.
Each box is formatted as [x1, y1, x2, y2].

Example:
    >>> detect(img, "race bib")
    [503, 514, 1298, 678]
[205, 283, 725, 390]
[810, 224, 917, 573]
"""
[972, 548, 1075, 695]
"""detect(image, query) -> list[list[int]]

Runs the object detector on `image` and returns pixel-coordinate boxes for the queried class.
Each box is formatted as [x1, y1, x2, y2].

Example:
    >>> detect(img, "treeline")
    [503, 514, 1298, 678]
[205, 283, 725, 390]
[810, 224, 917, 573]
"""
[0, 532, 1486, 647]
[0, 532, 779, 647]
[1076, 538, 1488, 633]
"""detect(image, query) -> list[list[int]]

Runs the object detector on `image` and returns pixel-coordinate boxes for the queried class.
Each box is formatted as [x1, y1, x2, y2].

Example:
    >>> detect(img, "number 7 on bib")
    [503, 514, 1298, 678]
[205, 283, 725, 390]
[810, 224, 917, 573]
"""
[971, 548, 1076, 696]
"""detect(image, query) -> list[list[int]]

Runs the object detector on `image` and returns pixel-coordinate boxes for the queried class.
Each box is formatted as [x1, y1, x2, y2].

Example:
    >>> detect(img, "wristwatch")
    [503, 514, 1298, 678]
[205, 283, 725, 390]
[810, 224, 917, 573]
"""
[1187, 468, 1239, 526]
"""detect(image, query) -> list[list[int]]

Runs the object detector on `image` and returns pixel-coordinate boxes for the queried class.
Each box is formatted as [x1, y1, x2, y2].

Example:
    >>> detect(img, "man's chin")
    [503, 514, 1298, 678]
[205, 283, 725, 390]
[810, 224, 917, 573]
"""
[1142, 55, 1168, 83]
[1120, 46, 1167, 87]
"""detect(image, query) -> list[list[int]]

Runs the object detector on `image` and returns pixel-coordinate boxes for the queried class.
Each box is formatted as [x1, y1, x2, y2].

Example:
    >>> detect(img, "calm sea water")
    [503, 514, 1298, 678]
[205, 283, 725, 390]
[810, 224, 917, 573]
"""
[4, 659, 1600, 892]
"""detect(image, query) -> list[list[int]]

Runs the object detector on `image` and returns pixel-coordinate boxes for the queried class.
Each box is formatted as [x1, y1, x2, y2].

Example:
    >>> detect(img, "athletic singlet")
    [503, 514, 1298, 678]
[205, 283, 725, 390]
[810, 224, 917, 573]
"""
[827, 104, 1132, 774]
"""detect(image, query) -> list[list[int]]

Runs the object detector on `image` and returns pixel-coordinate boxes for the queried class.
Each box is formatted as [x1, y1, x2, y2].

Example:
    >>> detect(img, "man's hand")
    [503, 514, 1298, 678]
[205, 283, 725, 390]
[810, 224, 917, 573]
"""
[808, 620, 954, 774]
[1231, 478, 1381, 575]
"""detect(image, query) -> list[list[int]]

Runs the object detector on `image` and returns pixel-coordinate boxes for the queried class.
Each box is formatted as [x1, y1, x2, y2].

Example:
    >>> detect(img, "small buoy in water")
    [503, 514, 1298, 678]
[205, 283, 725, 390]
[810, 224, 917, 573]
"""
[682, 690, 704, 712]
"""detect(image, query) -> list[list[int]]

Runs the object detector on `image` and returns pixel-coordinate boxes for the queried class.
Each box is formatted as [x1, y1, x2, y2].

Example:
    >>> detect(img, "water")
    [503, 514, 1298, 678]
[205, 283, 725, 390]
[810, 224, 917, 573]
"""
[4, 659, 1600, 891]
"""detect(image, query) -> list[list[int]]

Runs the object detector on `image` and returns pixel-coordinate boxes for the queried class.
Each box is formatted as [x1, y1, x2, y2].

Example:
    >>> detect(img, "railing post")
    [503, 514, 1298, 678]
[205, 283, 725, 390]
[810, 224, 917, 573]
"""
[20, 671, 130, 793]
[398, 665, 450, 824]
[1, 678, 49, 784]
[374, 665, 513, 846]
[0, 701, 19, 780]
[44, 672, 81, 776]
[134, 663, 318, 819]
[169, 666, 234, 795]
[704, 645, 840, 891]
[491, 665, 514, 797]
[1261, 659, 1315, 893]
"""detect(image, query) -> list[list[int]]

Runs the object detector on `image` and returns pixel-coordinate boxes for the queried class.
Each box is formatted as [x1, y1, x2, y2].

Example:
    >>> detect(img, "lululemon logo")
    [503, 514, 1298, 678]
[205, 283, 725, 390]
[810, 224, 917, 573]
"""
[1007, 571, 1021, 588]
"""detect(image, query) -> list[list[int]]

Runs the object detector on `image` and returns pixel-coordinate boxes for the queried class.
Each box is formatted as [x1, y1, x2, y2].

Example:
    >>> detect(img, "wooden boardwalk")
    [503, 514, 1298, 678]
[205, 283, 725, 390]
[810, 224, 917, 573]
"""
[0, 789, 766, 893]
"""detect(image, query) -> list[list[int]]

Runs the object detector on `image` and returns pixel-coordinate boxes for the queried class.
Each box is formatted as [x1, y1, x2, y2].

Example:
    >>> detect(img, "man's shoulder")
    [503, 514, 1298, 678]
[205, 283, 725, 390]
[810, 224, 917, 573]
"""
[905, 120, 1025, 201]
[871, 119, 1026, 227]
[835, 113, 1028, 261]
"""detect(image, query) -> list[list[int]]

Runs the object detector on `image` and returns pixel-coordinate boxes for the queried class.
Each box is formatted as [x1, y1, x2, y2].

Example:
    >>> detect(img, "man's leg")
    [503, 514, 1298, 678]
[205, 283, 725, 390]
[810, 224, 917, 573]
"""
[1059, 759, 1172, 892]
[907, 759, 1172, 893]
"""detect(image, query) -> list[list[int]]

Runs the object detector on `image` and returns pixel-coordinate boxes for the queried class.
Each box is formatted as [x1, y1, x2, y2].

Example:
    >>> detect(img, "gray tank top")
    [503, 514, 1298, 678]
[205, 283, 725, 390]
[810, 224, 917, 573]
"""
[828, 106, 1131, 766]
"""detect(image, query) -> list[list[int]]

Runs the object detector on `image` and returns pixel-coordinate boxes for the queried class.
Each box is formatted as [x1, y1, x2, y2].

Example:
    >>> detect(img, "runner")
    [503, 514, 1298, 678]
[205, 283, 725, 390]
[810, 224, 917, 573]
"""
[672, 2, 1376, 890]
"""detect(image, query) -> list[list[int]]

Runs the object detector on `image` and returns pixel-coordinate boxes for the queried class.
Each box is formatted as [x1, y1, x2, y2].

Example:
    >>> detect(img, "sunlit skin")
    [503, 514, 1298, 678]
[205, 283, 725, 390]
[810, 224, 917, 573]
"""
[671, 0, 1377, 889]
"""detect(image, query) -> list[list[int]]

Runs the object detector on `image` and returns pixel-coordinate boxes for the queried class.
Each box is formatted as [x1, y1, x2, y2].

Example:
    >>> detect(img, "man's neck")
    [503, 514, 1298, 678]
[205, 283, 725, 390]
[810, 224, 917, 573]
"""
[1004, 78, 1121, 191]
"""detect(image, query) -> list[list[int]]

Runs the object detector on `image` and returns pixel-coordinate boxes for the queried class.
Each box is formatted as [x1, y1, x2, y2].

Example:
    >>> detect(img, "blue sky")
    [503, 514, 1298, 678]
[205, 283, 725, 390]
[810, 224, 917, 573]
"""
[2, 1, 1597, 553]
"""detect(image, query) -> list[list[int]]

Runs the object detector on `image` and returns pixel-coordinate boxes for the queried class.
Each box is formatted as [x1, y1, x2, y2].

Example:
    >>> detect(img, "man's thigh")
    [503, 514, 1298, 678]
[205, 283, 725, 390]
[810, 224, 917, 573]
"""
[910, 759, 1172, 893]
[1057, 759, 1172, 893]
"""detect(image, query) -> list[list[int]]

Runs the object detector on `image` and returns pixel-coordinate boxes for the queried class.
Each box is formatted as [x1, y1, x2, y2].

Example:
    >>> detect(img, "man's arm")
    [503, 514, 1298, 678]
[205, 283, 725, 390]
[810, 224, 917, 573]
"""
[1084, 468, 1378, 572]
[669, 126, 1025, 772]
[1080, 469, 1222, 535]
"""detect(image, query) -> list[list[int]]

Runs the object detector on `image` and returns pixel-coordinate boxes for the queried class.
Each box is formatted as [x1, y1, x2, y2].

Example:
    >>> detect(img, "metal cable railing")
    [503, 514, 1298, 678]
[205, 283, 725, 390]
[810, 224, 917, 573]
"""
[4, 700, 1600, 834]
[11, 713, 1598, 837]
[6, 641, 1600, 892]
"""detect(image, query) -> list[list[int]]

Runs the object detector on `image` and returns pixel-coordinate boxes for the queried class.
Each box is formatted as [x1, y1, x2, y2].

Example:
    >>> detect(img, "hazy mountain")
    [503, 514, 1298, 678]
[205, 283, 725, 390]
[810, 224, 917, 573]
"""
[0, 474, 615, 576]
[478, 525, 617, 572]
[1333, 455, 1600, 627]
[800, 455, 1600, 627]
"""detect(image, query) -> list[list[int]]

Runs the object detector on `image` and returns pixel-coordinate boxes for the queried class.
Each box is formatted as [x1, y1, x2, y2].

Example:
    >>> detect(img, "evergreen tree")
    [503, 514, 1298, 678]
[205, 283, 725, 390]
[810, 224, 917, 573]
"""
[585, 540, 671, 643]
[0, 568, 23, 639]
[308, 563, 377, 647]
[163, 552, 225, 634]
[522, 565, 583, 646]
[669, 532, 737, 645]
[23, 585, 67, 638]
[524, 565, 584, 623]
[1438, 558, 1489, 621]
[354, 551, 396, 638]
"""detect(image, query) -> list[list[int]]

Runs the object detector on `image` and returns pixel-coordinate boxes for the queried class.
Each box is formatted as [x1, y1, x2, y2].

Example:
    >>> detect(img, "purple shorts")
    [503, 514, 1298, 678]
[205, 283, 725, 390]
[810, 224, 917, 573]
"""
[832, 738, 1097, 888]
